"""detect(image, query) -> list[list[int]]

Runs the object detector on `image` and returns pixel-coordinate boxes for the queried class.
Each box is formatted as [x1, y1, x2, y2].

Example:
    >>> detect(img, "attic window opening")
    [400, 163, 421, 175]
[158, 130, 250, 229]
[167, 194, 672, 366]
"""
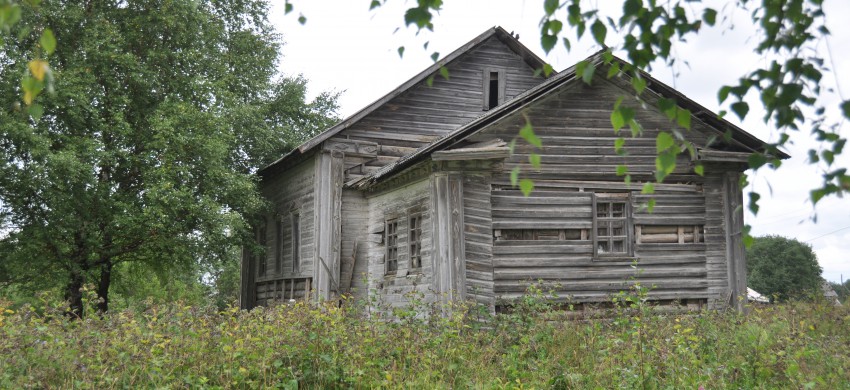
[488, 72, 499, 110]
[483, 69, 505, 111]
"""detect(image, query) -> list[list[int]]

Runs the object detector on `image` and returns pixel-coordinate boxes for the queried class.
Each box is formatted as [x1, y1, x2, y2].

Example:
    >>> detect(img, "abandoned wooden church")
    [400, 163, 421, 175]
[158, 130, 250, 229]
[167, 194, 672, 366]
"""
[240, 26, 785, 313]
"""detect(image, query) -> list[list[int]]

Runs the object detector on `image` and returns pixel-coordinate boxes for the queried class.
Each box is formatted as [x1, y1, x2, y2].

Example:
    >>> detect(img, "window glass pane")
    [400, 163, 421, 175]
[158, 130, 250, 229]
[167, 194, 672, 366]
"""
[596, 203, 609, 217]
[611, 221, 625, 236]
[597, 241, 609, 253]
[612, 202, 625, 217]
[612, 240, 625, 253]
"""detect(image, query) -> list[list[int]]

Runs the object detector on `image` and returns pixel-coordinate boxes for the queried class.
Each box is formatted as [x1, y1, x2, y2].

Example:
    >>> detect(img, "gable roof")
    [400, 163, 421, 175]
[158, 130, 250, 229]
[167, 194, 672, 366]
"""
[351, 51, 790, 189]
[260, 26, 551, 175]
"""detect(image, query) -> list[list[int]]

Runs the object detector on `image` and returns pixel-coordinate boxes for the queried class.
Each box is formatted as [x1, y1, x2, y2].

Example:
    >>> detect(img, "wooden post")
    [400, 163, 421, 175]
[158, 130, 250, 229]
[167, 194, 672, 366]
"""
[431, 173, 467, 309]
[313, 150, 344, 301]
[723, 171, 747, 312]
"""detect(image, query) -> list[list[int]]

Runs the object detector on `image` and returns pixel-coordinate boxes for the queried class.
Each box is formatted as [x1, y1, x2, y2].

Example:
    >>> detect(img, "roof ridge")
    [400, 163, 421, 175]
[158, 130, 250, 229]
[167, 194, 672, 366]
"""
[260, 26, 549, 174]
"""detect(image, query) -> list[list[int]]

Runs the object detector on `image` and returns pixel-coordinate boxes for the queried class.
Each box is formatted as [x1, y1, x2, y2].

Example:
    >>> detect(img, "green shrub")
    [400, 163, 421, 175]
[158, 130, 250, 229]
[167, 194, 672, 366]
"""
[0, 293, 848, 388]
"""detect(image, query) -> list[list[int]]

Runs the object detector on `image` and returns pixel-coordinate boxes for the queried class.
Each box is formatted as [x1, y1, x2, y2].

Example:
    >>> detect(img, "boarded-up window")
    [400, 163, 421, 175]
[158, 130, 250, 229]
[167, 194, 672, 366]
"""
[386, 219, 400, 274]
[593, 194, 632, 258]
[409, 214, 422, 269]
[499, 229, 587, 241]
[291, 213, 300, 273]
[636, 225, 704, 244]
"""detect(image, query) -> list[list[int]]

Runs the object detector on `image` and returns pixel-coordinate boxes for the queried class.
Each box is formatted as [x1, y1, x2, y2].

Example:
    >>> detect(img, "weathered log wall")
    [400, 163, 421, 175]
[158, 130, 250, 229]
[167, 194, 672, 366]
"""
[461, 78, 737, 306]
[246, 156, 317, 308]
[366, 179, 434, 308]
[331, 37, 545, 183]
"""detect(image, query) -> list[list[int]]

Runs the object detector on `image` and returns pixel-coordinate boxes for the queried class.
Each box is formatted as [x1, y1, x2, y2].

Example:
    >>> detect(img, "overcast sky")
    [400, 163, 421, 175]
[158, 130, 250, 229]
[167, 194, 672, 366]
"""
[269, 0, 850, 283]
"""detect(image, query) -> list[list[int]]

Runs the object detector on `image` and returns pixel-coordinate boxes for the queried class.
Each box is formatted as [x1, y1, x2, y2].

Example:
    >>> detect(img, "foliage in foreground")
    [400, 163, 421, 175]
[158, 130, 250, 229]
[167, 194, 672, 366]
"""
[1, 292, 848, 389]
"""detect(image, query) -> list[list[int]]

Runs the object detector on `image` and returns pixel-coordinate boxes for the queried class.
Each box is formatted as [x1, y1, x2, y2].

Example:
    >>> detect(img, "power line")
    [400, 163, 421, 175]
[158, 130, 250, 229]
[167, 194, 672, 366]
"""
[803, 224, 850, 243]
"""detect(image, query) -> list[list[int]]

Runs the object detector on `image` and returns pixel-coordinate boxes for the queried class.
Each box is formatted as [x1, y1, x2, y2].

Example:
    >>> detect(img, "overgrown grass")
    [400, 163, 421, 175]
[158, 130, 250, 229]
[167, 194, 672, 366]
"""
[1, 289, 848, 389]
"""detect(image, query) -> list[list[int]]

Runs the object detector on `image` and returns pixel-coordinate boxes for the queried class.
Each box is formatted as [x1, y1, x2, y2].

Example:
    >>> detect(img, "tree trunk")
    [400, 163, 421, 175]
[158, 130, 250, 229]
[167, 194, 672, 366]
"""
[96, 261, 112, 314]
[65, 270, 85, 319]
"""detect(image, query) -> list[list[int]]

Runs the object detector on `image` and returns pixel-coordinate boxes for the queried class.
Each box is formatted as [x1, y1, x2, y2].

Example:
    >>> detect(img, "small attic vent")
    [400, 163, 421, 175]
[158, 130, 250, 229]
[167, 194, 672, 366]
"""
[483, 69, 506, 111]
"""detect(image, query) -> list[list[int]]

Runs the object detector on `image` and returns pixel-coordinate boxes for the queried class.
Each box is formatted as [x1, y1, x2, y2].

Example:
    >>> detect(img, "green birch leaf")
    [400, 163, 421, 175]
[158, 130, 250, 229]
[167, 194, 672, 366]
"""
[40, 29, 56, 55]
[703, 8, 717, 26]
[397, 46, 405, 58]
[430, 52, 439, 62]
[748, 192, 761, 214]
[616, 164, 628, 176]
[510, 166, 520, 186]
[544, 0, 558, 15]
[591, 19, 607, 45]
[731, 101, 749, 120]
[742, 225, 754, 247]
[581, 62, 596, 84]
[718, 86, 731, 103]
[631, 76, 646, 95]
[614, 137, 626, 154]
[298, 15, 306, 24]
[656, 132, 675, 152]
[439, 66, 449, 80]
[694, 164, 704, 176]
[519, 122, 542, 148]
[748, 153, 767, 169]
[541, 34, 557, 53]
[655, 151, 677, 182]
[841, 100, 850, 119]
[529, 153, 541, 170]
[642, 182, 655, 194]
[676, 107, 691, 129]
[519, 179, 535, 196]
[646, 198, 656, 213]
[659, 98, 676, 119]
[27, 103, 44, 121]
[607, 62, 620, 78]
[611, 109, 625, 131]
[369, 0, 381, 10]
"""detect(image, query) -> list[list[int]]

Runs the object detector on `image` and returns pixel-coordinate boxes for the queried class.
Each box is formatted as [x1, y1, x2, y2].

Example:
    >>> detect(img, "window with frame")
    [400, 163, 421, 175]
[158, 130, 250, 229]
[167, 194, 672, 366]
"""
[257, 225, 268, 276]
[291, 212, 300, 274]
[482, 69, 505, 110]
[594, 194, 632, 258]
[385, 218, 400, 274]
[275, 219, 283, 274]
[409, 214, 422, 269]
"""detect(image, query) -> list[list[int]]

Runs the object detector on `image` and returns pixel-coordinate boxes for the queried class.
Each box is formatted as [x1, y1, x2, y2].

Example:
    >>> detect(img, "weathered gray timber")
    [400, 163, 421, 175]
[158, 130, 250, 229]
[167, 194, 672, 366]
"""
[366, 179, 433, 308]
[242, 26, 787, 314]
[242, 156, 316, 308]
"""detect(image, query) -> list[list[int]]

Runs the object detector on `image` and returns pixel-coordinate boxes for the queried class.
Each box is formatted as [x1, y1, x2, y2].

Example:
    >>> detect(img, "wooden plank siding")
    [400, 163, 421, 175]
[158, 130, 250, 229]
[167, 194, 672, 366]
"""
[246, 156, 317, 308]
[462, 174, 495, 312]
[366, 179, 434, 309]
[330, 36, 546, 183]
[341, 189, 370, 300]
[464, 78, 728, 305]
[466, 79, 713, 183]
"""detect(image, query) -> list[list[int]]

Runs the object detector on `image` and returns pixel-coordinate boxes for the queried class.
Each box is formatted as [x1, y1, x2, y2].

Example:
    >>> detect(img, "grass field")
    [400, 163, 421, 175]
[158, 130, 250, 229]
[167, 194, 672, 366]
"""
[1, 289, 848, 389]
